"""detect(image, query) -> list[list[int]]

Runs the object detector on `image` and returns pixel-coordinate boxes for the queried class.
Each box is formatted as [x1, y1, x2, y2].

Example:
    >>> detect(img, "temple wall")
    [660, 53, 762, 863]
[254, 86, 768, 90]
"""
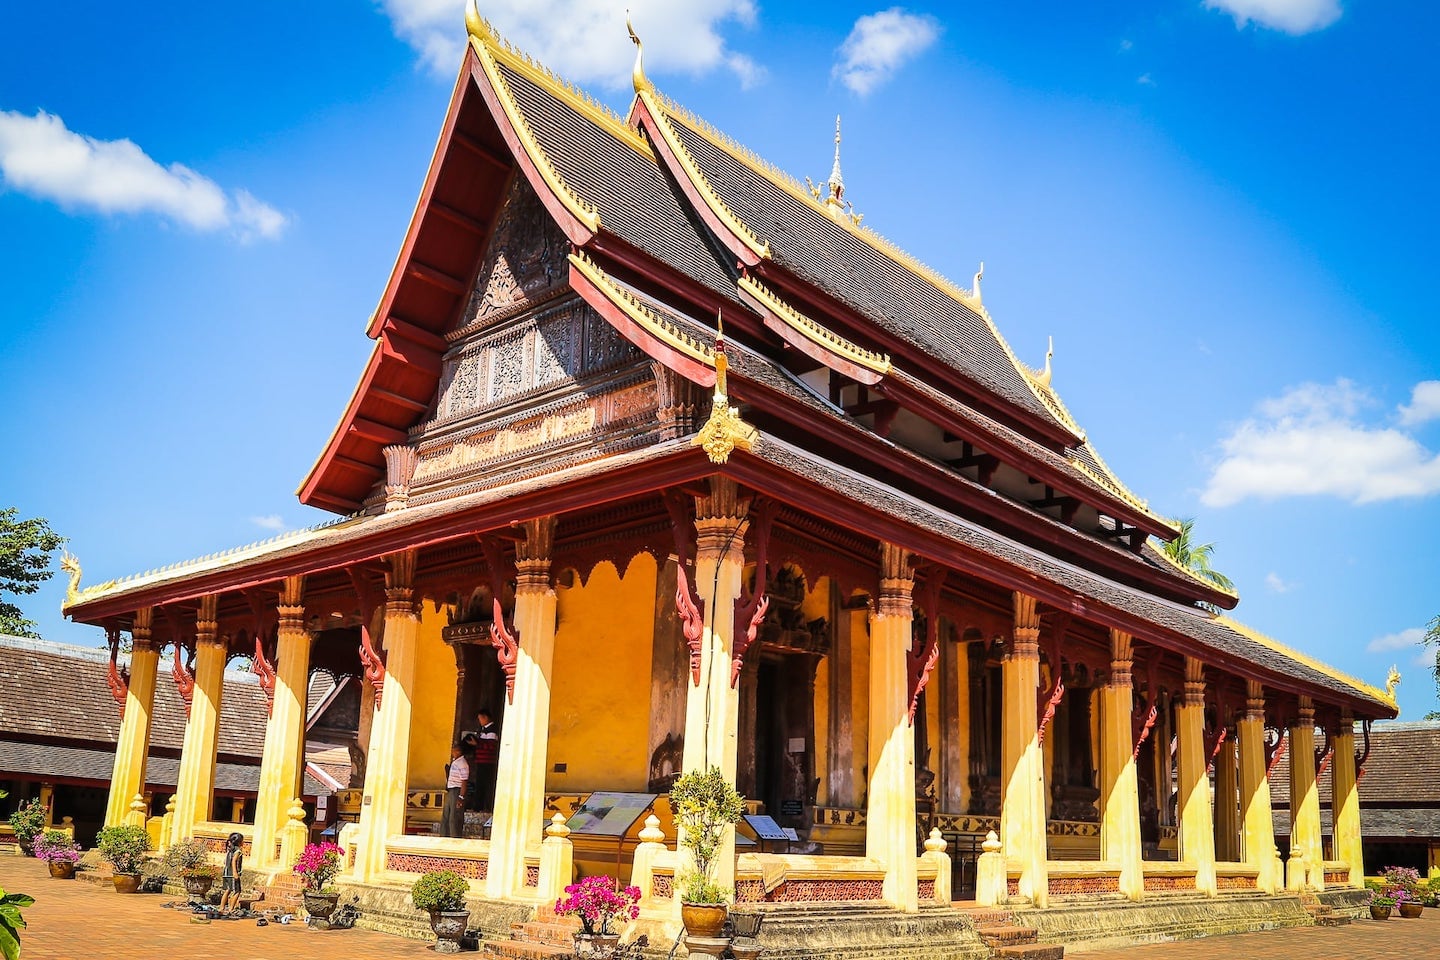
[547, 554, 658, 793]
[849, 602, 871, 798]
[406, 606, 459, 790]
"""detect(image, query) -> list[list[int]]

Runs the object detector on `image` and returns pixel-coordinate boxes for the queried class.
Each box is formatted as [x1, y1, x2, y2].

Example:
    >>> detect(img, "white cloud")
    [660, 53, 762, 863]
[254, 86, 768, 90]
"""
[1263, 572, 1296, 593]
[250, 515, 287, 532]
[1367, 627, 1433, 668]
[1204, 0, 1342, 35]
[1200, 379, 1440, 507]
[1137, 73, 1156, 87]
[1399, 380, 1440, 426]
[0, 110, 286, 241]
[833, 8, 941, 96]
[380, 0, 762, 89]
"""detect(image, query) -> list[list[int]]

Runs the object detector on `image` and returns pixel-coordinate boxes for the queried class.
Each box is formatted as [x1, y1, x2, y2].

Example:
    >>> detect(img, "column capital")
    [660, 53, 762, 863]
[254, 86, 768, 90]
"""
[694, 476, 749, 564]
[132, 606, 155, 652]
[1245, 679, 1266, 722]
[385, 550, 419, 616]
[196, 595, 222, 646]
[382, 444, 418, 513]
[1011, 592, 1039, 659]
[1294, 695, 1315, 726]
[1182, 656, 1205, 707]
[515, 516, 557, 592]
[875, 543, 913, 618]
[277, 575, 307, 631]
[1108, 629, 1133, 688]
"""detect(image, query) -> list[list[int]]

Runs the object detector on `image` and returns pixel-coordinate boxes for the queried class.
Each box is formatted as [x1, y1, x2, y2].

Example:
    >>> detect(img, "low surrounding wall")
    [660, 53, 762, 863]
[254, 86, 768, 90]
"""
[1028, 893, 1313, 952]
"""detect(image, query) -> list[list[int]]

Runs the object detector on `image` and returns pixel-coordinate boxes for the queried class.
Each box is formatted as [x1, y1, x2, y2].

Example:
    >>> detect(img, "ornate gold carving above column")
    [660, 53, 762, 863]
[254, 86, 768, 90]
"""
[515, 516, 558, 590]
[1011, 592, 1039, 659]
[1109, 629, 1133, 687]
[385, 550, 419, 615]
[876, 543, 914, 618]
[1245, 679, 1266, 723]
[277, 575, 307, 631]
[196, 595, 221, 647]
[383, 445, 418, 513]
[132, 606, 155, 652]
[1183, 656, 1205, 707]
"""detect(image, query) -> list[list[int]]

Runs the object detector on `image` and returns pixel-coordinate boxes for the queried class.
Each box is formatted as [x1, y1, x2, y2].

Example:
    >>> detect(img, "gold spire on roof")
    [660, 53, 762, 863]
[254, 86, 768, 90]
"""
[807, 116, 862, 227]
[695, 309, 759, 464]
[1036, 336, 1054, 388]
[464, 0, 493, 42]
[626, 12, 653, 94]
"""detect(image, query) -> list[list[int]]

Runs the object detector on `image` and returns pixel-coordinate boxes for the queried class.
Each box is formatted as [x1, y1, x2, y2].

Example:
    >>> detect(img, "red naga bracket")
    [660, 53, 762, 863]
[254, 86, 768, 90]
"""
[1036, 611, 1070, 743]
[1356, 719, 1373, 781]
[105, 624, 128, 717]
[676, 565, 705, 686]
[489, 597, 519, 704]
[1265, 728, 1288, 778]
[171, 642, 195, 717]
[907, 567, 948, 725]
[252, 634, 277, 715]
[347, 566, 386, 710]
[731, 498, 777, 687]
[1206, 726, 1228, 773]
[1131, 656, 1160, 760]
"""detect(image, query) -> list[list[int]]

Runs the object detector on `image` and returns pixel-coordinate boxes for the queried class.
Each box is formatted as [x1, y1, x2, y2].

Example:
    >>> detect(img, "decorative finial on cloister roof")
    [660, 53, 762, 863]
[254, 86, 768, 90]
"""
[808, 116, 863, 226]
[627, 12, 654, 94]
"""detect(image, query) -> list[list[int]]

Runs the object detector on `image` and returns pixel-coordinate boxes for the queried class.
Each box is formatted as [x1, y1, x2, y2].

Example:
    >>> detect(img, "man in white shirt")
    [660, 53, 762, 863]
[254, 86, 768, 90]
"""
[442, 742, 470, 837]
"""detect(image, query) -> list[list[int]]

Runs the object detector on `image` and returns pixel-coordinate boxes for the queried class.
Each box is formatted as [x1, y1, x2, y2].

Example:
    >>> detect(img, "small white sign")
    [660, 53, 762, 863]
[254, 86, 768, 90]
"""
[787, 737, 806, 754]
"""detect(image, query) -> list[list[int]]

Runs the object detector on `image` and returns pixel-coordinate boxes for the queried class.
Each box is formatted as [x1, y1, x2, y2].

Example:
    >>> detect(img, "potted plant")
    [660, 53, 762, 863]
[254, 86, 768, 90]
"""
[96, 824, 150, 893]
[1368, 892, 1395, 920]
[411, 869, 470, 954]
[1382, 866, 1423, 917]
[554, 875, 641, 959]
[33, 830, 81, 880]
[6, 799, 46, 857]
[294, 841, 343, 924]
[669, 766, 745, 939]
[162, 838, 220, 898]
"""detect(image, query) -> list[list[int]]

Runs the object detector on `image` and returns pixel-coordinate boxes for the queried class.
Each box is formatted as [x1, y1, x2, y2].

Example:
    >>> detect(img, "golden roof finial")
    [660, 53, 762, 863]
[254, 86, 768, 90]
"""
[1386, 665, 1401, 700]
[627, 12, 653, 94]
[695, 307, 757, 464]
[971, 261, 984, 305]
[1036, 335, 1054, 387]
[827, 115, 845, 208]
[807, 116, 862, 225]
[464, 0, 493, 43]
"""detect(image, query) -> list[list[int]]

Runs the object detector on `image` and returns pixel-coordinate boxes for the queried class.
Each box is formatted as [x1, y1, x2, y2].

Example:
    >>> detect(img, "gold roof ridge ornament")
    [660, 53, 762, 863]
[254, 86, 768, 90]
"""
[971, 261, 983, 306]
[1035, 335, 1054, 388]
[464, 0, 494, 43]
[627, 12, 654, 95]
[807, 116, 862, 227]
[695, 310, 759, 464]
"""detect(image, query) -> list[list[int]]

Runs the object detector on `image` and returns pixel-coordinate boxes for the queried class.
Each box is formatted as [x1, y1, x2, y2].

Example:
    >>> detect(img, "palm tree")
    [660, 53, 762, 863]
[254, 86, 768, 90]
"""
[1162, 518, 1235, 600]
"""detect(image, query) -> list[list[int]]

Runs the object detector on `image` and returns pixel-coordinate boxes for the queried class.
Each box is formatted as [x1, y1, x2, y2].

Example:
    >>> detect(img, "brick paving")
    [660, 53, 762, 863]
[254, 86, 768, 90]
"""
[5, 856, 1439, 960]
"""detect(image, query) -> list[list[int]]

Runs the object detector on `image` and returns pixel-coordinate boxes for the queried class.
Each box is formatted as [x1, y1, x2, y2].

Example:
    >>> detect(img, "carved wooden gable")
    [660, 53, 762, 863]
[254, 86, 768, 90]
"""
[391, 178, 701, 508]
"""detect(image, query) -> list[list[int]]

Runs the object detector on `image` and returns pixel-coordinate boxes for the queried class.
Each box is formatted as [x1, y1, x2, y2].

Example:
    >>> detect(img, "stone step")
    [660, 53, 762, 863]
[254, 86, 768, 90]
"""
[1314, 912, 1351, 927]
[508, 919, 580, 946]
[482, 939, 575, 960]
[993, 945, 1064, 960]
[977, 924, 1039, 947]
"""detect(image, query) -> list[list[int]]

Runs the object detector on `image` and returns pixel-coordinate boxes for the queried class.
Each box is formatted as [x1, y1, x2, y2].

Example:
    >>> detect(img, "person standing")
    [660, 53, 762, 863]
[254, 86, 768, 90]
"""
[442, 742, 469, 838]
[471, 707, 500, 812]
[219, 831, 244, 915]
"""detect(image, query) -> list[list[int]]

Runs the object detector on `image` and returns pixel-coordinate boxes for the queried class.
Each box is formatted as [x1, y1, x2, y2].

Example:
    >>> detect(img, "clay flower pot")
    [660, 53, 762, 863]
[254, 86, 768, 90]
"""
[303, 890, 341, 922]
[183, 874, 215, 898]
[112, 873, 142, 894]
[1398, 901, 1423, 918]
[1370, 904, 1393, 921]
[429, 909, 470, 954]
[681, 902, 728, 939]
[573, 932, 621, 959]
[47, 862, 77, 880]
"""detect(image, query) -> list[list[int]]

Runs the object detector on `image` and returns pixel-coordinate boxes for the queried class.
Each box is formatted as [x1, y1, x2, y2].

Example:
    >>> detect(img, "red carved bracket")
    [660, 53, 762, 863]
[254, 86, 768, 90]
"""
[908, 567, 947, 725]
[1356, 719, 1372, 780]
[252, 634, 277, 715]
[1265, 729, 1287, 778]
[1132, 703, 1157, 760]
[1206, 726, 1228, 774]
[1035, 611, 1070, 741]
[732, 498, 777, 687]
[1038, 680, 1066, 744]
[347, 566, 386, 710]
[1317, 742, 1335, 779]
[676, 565, 705, 686]
[489, 597, 519, 704]
[171, 642, 195, 717]
[105, 625, 128, 717]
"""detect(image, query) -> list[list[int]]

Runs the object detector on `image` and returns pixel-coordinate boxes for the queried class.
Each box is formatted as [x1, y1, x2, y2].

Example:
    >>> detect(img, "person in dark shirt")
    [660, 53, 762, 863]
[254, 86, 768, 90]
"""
[219, 831, 244, 915]
[469, 707, 499, 812]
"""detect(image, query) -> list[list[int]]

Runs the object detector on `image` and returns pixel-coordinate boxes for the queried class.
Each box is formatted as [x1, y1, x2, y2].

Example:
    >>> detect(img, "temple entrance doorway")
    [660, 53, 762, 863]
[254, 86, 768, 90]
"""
[752, 653, 819, 832]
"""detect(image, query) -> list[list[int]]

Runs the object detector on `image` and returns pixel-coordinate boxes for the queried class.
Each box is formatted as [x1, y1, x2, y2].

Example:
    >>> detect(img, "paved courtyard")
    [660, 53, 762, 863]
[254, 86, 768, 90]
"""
[4, 856, 1438, 959]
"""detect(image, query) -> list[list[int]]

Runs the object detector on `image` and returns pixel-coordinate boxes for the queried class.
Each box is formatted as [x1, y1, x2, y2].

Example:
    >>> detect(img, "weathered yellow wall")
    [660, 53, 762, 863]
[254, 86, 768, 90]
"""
[808, 577, 832, 806]
[407, 605, 458, 790]
[547, 554, 657, 793]
[850, 601, 870, 798]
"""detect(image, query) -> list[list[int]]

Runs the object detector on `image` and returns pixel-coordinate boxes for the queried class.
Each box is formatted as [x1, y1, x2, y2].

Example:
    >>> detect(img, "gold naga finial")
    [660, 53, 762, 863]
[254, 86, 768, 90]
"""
[695, 308, 758, 464]
[627, 12, 653, 94]
[60, 551, 82, 607]
[464, 0, 493, 42]
[1036, 336, 1054, 388]
[1386, 665, 1401, 700]
[807, 116, 863, 226]
[971, 261, 984, 304]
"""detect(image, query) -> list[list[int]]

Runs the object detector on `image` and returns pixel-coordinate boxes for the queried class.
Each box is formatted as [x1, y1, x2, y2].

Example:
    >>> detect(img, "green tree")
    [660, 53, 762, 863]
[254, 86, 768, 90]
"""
[1162, 517, 1235, 610]
[0, 508, 65, 638]
[1424, 614, 1440, 706]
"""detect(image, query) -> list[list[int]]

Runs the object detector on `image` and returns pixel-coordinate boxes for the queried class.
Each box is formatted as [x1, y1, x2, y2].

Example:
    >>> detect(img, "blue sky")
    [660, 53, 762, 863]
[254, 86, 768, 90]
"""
[2, 1, 1437, 719]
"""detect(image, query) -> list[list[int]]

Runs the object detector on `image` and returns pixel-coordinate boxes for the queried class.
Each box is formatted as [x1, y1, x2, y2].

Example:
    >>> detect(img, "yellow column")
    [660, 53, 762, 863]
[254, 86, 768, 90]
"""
[1000, 593, 1048, 906]
[252, 576, 312, 868]
[354, 552, 421, 881]
[1238, 681, 1278, 893]
[1099, 630, 1143, 900]
[1330, 721, 1363, 888]
[105, 608, 159, 828]
[173, 596, 225, 838]
[865, 543, 918, 912]
[679, 477, 747, 894]
[1288, 697, 1323, 891]
[1175, 657, 1217, 895]
[1214, 736, 1239, 862]
[487, 517, 559, 900]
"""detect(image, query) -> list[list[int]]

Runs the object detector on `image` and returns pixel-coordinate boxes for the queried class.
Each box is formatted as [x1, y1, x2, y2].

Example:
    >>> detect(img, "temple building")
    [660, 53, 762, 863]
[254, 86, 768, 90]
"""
[62, 3, 1395, 933]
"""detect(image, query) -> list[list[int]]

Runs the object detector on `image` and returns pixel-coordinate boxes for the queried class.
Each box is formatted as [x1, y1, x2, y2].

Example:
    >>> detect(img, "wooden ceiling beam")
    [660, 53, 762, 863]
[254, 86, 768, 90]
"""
[407, 261, 468, 296]
[429, 201, 489, 235]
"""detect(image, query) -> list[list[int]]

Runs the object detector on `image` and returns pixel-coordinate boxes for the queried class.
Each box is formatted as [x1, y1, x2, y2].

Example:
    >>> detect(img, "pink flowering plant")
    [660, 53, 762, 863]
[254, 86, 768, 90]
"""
[293, 841, 342, 892]
[554, 875, 641, 935]
[33, 830, 81, 866]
